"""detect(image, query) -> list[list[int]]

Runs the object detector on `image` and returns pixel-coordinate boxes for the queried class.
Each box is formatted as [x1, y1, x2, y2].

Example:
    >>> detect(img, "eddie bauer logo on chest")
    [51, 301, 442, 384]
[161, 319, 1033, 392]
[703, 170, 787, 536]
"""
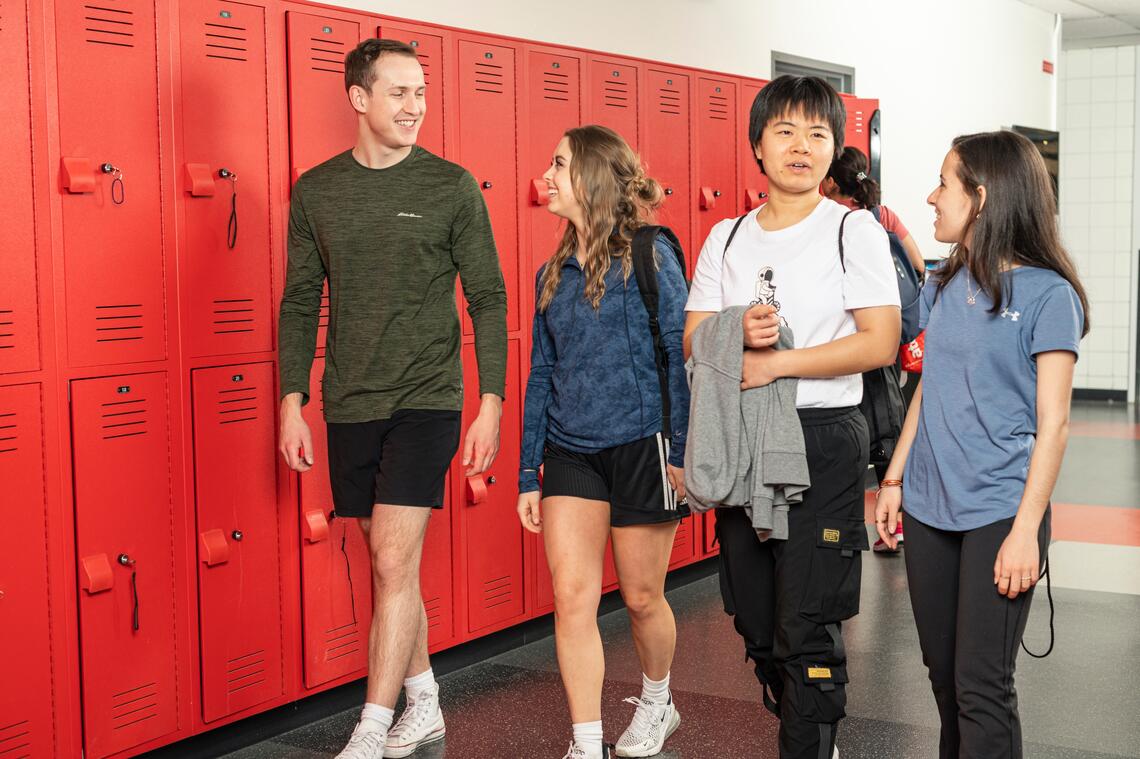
[397, 212, 424, 218]
[1001, 308, 1021, 321]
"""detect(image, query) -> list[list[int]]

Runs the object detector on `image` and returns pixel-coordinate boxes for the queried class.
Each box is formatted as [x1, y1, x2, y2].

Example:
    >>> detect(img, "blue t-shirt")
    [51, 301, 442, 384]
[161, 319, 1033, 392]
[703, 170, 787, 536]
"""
[903, 265, 1084, 531]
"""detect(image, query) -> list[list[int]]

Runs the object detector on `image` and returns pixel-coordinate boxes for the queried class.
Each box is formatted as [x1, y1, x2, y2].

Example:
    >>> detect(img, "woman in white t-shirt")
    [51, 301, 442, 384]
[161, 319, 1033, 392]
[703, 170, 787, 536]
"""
[683, 75, 900, 759]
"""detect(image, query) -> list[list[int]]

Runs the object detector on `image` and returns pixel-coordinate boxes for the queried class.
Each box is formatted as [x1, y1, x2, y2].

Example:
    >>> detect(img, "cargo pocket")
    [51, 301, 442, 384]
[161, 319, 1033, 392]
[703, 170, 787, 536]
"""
[795, 660, 849, 724]
[800, 517, 869, 623]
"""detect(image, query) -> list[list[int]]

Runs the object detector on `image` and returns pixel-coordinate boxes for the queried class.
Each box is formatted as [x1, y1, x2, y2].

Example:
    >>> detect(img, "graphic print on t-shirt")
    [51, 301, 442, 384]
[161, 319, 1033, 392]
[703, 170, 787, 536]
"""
[751, 266, 780, 310]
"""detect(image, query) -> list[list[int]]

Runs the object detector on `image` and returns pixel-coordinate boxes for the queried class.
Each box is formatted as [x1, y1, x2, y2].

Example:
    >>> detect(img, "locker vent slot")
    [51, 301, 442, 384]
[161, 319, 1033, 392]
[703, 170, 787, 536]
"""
[0, 719, 31, 756]
[227, 650, 267, 694]
[310, 35, 346, 74]
[542, 71, 570, 102]
[324, 622, 362, 662]
[212, 297, 256, 335]
[850, 109, 865, 133]
[111, 681, 158, 731]
[707, 91, 729, 121]
[205, 20, 248, 62]
[0, 308, 15, 351]
[217, 385, 258, 425]
[95, 304, 145, 343]
[84, 3, 135, 48]
[473, 61, 504, 95]
[673, 523, 690, 549]
[416, 51, 434, 86]
[482, 574, 513, 610]
[425, 595, 442, 630]
[657, 86, 681, 116]
[100, 398, 147, 440]
[602, 79, 629, 109]
[318, 294, 330, 329]
[0, 410, 16, 455]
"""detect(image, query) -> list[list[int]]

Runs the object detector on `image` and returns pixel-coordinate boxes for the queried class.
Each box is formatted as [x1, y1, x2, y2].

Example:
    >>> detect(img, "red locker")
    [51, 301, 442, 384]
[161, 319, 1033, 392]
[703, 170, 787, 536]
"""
[297, 358, 373, 688]
[461, 340, 524, 631]
[191, 363, 284, 722]
[377, 21, 446, 156]
[285, 12, 365, 354]
[587, 58, 638, 149]
[178, 0, 274, 358]
[456, 38, 519, 334]
[0, 1, 40, 375]
[695, 78, 737, 249]
[738, 78, 770, 215]
[55, 0, 167, 367]
[0, 384, 54, 757]
[641, 68, 692, 266]
[71, 373, 179, 757]
[669, 516, 696, 568]
[522, 49, 582, 283]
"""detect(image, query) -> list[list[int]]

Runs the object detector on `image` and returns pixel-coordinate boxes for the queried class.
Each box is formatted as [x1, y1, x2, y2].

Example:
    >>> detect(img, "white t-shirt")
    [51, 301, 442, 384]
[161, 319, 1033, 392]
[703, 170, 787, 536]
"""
[686, 197, 900, 408]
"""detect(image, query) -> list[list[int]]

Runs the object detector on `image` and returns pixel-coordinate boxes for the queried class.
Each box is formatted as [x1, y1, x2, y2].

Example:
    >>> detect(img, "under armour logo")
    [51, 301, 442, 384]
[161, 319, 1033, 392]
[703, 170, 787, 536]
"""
[1001, 308, 1021, 321]
[397, 212, 424, 218]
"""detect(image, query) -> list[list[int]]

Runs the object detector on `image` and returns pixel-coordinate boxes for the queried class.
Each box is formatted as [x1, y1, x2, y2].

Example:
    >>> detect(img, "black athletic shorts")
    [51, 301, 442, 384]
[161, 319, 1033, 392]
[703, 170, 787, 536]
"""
[540, 433, 689, 527]
[326, 409, 461, 518]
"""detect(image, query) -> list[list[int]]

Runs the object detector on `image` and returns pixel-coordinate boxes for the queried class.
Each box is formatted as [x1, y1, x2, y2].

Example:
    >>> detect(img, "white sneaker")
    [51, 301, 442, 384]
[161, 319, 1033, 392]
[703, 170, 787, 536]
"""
[614, 696, 680, 757]
[336, 719, 388, 759]
[561, 741, 613, 759]
[833, 746, 840, 759]
[383, 686, 446, 758]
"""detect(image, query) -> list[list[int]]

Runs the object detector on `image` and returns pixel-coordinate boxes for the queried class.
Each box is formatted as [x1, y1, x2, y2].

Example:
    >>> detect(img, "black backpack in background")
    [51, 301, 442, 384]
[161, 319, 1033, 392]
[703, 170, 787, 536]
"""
[630, 225, 687, 438]
[838, 211, 906, 470]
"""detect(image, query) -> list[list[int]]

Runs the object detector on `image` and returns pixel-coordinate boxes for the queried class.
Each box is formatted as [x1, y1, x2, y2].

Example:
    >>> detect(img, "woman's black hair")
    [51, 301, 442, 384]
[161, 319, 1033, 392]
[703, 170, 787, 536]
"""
[748, 75, 846, 174]
[827, 146, 881, 208]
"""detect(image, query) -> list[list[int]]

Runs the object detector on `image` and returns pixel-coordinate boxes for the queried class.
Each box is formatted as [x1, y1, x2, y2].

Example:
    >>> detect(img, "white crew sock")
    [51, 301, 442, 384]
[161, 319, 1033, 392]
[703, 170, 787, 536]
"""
[641, 672, 670, 704]
[572, 720, 604, 759]
[404, 667, 437, 702]
[360, 702, 395, 733]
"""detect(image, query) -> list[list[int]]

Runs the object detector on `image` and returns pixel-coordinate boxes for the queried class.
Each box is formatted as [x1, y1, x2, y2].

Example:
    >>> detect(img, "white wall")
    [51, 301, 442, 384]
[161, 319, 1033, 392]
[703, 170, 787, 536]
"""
[326, 0, 1058, 261]
[1059, 46, 1137, 398]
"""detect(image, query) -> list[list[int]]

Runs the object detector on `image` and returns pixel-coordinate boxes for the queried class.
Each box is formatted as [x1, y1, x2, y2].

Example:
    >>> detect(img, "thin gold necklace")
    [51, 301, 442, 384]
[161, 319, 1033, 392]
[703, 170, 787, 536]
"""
[965, 269, 981, 306]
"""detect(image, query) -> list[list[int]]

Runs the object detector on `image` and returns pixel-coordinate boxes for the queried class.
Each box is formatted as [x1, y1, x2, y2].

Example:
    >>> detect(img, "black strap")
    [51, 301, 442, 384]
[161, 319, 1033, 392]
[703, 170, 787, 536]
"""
[837, 209, 858, 271]
[1021, 559, 1054, 658]
[631, 225, 685, 440]
[722, 214, 749, 260]
[227, 185, 238, 249]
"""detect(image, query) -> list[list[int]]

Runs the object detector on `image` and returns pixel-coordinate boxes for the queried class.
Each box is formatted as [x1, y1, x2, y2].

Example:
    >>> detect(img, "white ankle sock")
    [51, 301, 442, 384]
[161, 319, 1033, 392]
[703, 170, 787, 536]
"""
[572, 720, 604, 758]
[404, 668, 437, 702]
[641, 672, 670, 704]
[360, 703, 394, 733]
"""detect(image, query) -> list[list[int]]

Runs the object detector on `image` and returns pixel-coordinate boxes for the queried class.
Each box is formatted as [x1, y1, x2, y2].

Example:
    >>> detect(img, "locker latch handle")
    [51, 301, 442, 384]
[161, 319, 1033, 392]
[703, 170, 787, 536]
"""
[699, 186, 717, 210]
[61, 157, 96, 194]
[745, 188, 767, 210]
[184, 163, 216, 197]
[481, 180, 493, 190]
[80, 554, 114, 594]
[303, 509, 330, 543]
[200, 528, 230, 566]
[465, 474, 488, 505]
[530, 179, 550, 206]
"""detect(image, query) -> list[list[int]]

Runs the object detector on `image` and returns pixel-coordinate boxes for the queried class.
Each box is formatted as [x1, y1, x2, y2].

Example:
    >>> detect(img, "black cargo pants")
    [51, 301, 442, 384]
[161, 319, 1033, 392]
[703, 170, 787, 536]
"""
[715, 407, 870, 759]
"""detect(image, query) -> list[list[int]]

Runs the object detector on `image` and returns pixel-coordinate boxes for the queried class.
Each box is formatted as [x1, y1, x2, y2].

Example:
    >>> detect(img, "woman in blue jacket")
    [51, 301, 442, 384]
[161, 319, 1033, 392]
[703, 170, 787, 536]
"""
[517, 125, 690, 759]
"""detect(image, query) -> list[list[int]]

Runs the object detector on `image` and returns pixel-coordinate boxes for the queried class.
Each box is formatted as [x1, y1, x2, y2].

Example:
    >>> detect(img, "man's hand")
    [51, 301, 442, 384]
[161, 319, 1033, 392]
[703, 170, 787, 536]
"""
[278, 393, 314, 472]
[743, 303, 780, 348]
[463, 393, 503, 476]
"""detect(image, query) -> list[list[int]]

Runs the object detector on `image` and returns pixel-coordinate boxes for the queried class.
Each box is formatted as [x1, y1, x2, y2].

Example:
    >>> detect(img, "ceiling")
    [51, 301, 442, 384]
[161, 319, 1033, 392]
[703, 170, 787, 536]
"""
[1017, 0, 1140, 46]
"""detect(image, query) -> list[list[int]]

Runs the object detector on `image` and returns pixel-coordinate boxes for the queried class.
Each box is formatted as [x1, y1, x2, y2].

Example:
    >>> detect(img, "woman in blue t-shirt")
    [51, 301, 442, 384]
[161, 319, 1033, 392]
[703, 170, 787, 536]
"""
[875, 130, 1089, 759]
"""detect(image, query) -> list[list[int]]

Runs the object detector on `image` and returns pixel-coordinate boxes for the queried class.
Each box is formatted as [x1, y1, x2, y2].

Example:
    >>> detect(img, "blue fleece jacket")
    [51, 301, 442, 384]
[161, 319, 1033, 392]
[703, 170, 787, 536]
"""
[519, 235, 690, 493]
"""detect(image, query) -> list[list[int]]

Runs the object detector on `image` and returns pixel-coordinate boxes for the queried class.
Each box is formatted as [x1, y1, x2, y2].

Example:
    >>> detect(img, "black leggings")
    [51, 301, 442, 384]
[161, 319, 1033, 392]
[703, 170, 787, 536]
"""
[904, 511, 1050, 759]
[715, 407, 869, 759]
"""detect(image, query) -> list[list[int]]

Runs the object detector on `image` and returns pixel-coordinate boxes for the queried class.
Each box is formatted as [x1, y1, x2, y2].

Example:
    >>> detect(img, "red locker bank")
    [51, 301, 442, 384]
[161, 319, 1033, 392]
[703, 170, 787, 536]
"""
[0, 0, 879, 755]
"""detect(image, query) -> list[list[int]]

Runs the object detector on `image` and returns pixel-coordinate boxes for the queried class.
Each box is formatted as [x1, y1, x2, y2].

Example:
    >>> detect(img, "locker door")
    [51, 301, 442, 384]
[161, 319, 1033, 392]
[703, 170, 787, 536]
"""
[179, 0, 273, 358]
[841, 94, 871, 159]
[298, 358, 373, 688]
[523, 50, 581, 295]
[0, 384, 53, 757]
[0, 3, 40, 375]
[285, 13, 364, 355]
[56, 1, 166, 367]
[457, 39, 518, 334]
[191, 363, 283, 722]
[738, 79, 770, 215]
[423, 478, 454, 649]
[642, 69, 691, 266]
[587, 58, 638, 149]
[461, 340, 523, 631]
[669, 516, 696, 568]
[377, 21, 445, 156]
[695, 78, 737, 250]
[72, 373, 178, 757]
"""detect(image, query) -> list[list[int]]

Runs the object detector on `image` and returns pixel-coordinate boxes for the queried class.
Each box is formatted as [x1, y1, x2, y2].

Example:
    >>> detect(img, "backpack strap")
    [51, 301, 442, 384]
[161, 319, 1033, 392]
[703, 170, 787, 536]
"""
[722, 214, 749, 260]
[631, 225, 683, 440]
[837, 209, 858, 272]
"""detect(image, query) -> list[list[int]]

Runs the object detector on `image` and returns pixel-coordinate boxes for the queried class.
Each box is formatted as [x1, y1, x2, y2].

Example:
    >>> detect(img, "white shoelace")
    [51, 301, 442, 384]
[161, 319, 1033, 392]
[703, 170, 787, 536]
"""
[389, 696, 436, 739]
[620, 696, 666, 745]
[562, 741, 588, 759]
[341, 724, 386, 759]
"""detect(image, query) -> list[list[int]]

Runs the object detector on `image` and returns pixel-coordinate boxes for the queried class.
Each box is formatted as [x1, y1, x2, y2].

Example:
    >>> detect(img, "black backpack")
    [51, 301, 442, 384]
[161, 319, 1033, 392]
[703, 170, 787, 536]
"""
[839, 211, 906, 468]
[630, 226, 687, 438]
[871, 206, 923, 344]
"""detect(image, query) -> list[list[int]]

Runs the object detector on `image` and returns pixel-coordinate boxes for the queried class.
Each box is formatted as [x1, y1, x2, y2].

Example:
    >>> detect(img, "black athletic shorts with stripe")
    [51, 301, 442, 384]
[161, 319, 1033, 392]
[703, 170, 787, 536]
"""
[540, 433, 689, 527]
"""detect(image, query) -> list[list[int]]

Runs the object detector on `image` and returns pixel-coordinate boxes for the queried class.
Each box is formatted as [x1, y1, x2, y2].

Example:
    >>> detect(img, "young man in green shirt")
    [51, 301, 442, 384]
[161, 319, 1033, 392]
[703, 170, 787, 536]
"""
[278, 38, 507, 759]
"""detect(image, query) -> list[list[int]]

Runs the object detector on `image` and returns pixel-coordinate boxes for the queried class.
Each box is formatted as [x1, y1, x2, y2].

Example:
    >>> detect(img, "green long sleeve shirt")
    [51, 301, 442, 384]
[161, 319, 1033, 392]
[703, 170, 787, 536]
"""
[278, 147, 507, 423]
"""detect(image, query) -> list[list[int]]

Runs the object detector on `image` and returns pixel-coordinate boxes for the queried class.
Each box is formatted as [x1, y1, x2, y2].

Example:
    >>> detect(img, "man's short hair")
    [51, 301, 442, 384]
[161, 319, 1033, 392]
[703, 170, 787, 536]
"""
[747, 75, 846, 173]
[344, 38, 418, 94]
